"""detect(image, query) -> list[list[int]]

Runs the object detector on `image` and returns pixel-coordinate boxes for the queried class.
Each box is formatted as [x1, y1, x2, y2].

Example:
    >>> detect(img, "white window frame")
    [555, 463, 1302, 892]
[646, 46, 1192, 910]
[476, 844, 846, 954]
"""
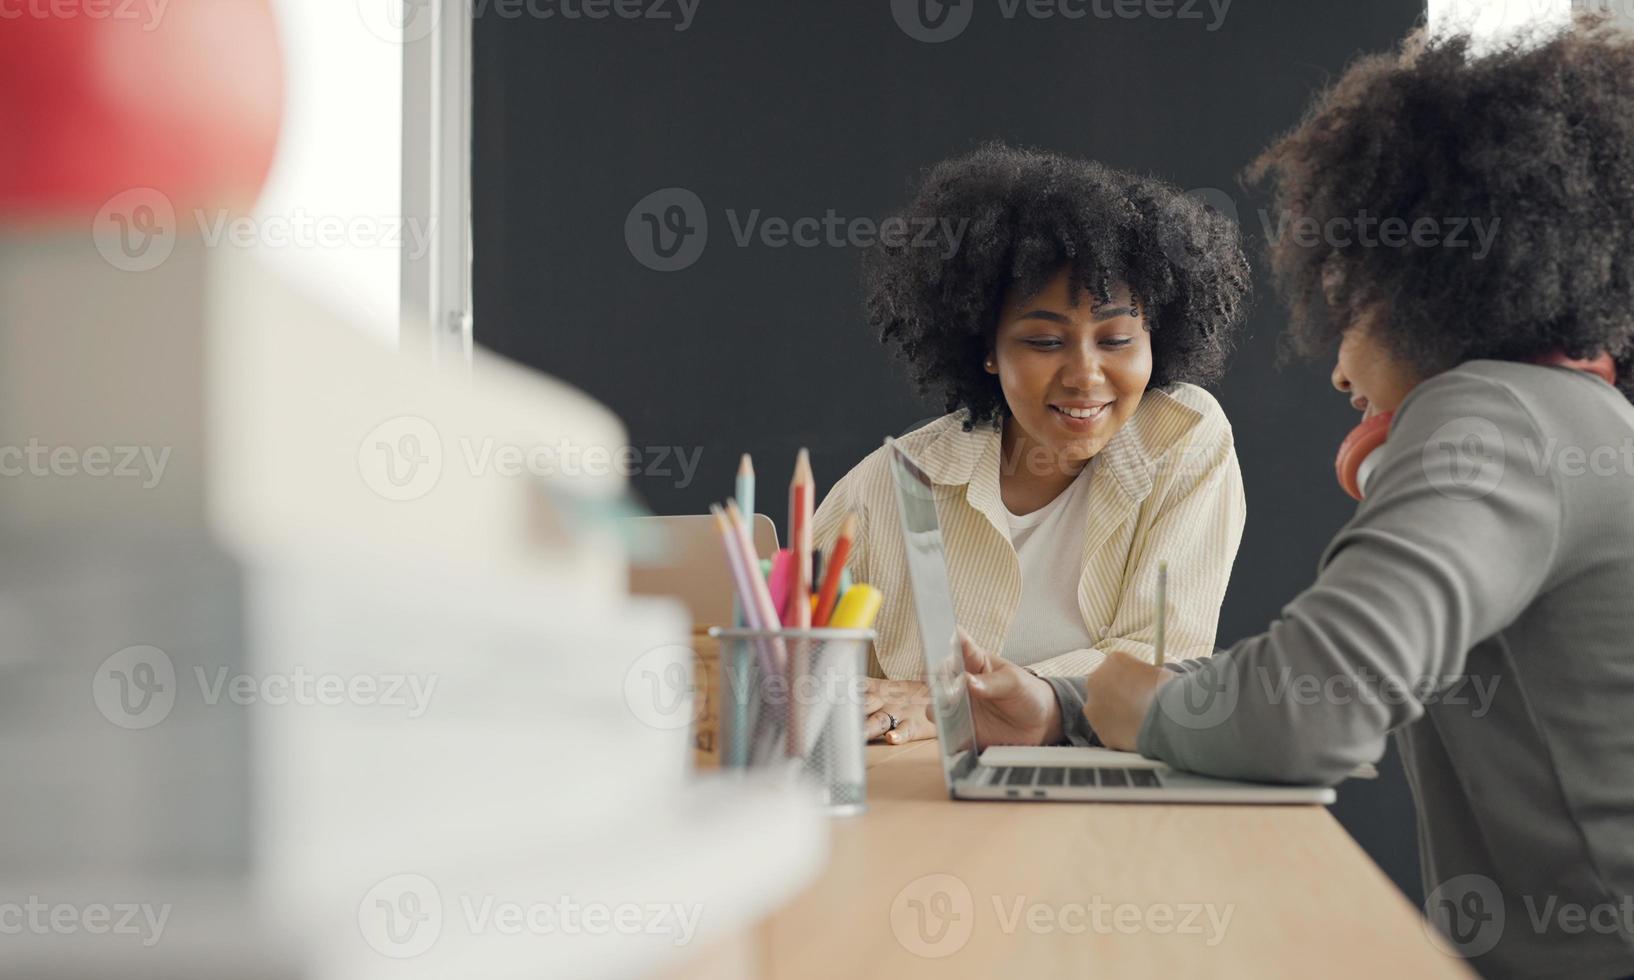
[401, 0, 474, 370]
[1427, 0, 1572, 43]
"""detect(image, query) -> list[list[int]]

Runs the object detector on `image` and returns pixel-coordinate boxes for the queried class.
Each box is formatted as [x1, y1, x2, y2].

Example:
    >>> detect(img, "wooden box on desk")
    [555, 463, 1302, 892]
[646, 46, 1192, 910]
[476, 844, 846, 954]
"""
[690, 626, 723, 769]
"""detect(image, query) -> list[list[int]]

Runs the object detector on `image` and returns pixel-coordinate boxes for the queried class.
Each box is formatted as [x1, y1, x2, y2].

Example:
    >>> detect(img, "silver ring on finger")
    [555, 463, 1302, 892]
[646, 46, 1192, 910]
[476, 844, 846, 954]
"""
[885, 712, 900, 732]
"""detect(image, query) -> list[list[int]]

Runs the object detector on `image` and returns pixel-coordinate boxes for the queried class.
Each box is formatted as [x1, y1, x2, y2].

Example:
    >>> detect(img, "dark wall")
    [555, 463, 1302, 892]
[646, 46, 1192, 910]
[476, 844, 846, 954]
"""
[474, 0, 1428, 903]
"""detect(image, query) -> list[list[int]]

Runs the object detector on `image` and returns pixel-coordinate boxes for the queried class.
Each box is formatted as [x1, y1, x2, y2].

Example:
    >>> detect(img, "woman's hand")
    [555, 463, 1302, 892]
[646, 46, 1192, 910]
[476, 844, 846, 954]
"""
[1082, 649, 1173, 750]
[960, 628, 1062, 746]
[864, 678, 936, 744]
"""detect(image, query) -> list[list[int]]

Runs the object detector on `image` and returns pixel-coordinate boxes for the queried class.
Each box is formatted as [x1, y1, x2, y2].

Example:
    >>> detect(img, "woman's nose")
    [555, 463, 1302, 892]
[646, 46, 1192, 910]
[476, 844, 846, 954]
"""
[1331, 360, 1351, 393]
[1062, 346, 1105, 390]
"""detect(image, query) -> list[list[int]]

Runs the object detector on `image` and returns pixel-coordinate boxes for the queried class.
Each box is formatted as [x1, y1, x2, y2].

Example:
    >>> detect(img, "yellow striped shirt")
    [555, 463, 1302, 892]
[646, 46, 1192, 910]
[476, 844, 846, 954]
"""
[811, 383, 1246, 678]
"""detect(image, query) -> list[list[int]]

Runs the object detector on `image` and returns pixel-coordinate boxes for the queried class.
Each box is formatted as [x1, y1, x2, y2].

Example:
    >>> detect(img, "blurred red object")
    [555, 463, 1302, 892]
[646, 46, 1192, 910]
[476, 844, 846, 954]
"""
[0, 0, 284, 222]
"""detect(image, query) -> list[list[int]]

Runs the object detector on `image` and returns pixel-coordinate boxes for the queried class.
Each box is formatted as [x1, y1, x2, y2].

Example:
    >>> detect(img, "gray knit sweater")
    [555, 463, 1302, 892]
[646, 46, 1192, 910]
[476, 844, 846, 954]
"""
[1058, 361, 1634, 979]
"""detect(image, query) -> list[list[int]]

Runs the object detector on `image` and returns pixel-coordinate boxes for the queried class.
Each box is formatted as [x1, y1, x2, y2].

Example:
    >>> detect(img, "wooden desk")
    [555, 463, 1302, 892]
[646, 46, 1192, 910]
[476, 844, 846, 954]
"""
[756, 741, 1473, 979]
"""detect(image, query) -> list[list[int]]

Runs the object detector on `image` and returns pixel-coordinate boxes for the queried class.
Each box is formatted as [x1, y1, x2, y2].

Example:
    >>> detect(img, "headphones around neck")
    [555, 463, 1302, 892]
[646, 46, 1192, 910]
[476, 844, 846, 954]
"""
[1335, 352, 1618, 501]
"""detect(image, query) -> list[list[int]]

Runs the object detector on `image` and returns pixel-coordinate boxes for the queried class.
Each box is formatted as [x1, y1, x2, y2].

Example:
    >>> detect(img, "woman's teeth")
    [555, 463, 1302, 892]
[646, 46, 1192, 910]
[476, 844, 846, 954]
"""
[1054, 404, 1108, 420]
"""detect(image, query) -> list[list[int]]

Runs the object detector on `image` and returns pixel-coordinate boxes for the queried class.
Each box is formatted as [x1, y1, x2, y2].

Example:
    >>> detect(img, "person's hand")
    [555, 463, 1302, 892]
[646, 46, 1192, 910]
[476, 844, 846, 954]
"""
[864, 677, 935, 744]
[961, 628, 1062, 746]
[1082, 650, 1174, 750]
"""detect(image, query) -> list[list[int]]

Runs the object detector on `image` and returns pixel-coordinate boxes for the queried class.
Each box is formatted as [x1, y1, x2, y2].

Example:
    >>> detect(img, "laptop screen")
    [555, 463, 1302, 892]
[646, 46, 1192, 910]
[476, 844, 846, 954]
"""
[886, 440, 979, 787]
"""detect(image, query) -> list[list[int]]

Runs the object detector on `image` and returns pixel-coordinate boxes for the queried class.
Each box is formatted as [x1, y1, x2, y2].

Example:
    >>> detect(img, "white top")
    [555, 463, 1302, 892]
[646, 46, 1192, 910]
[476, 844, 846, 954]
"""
[999, 460, 1097, 666]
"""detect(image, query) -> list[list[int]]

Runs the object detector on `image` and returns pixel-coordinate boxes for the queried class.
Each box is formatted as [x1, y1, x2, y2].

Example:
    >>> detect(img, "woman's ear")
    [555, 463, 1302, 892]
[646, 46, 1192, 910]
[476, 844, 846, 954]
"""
[983, 352, 998, 375]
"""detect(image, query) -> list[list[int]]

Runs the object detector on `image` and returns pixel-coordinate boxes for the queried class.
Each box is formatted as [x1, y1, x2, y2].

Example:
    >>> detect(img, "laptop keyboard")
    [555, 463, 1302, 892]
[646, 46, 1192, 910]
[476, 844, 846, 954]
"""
[988, 765, 1162, 793]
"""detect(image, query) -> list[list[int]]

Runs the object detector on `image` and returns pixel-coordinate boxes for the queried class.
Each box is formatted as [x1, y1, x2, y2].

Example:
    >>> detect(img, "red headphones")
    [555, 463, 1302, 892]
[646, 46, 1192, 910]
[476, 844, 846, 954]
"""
[1335, 352, 1619, 501]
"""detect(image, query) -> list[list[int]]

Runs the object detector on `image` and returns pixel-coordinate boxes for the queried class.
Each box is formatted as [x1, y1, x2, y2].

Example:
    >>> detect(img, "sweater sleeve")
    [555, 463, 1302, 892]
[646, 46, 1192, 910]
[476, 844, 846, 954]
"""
[1138, 373, 1563, 785]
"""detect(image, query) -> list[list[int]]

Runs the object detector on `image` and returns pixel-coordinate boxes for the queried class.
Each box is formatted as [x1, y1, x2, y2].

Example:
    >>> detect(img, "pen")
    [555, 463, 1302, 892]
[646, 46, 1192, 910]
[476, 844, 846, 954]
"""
[1154, 560, 1167, 667]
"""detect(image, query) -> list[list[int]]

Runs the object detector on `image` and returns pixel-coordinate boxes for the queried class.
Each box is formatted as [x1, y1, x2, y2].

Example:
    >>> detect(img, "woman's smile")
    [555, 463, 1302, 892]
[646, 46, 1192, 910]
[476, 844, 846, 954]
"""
[1048, 400, 1115, 431]
[986, 269, 1155, 486]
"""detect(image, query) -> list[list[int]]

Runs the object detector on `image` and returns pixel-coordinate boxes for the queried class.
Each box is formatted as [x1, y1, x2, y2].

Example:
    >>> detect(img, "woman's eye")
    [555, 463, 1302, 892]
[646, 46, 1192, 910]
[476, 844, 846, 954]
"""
[1101, 337, 1133, 348]
[1024, 338, 1062, 350]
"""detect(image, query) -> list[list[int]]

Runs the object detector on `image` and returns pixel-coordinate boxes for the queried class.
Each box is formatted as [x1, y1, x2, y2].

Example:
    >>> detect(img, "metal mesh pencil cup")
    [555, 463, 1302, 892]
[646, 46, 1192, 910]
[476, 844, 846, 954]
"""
[707, 626, 874, 816]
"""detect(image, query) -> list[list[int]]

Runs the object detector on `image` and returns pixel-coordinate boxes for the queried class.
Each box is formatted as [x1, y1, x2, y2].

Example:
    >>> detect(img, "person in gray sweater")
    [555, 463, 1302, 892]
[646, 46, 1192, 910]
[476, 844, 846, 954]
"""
[956, 20, 1634, 980]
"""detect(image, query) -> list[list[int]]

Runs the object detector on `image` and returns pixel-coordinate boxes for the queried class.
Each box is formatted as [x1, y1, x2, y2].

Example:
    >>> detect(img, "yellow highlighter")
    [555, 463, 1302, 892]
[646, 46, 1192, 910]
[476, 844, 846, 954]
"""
[827, 584, 882, 630]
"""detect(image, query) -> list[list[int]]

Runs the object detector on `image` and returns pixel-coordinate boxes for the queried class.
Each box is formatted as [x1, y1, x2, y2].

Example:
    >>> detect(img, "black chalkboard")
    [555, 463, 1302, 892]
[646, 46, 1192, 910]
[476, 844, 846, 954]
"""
[473, 0, 1428, 901]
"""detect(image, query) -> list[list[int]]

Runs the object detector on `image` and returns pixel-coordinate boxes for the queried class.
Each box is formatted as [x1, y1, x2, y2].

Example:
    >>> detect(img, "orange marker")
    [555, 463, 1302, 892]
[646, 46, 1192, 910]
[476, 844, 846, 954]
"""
[812, 513, 856, 627]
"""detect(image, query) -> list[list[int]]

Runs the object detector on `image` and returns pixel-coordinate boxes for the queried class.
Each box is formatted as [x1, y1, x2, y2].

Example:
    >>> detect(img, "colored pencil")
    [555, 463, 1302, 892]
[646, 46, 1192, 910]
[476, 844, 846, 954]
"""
[733, 454, 754, 628]
[790, 449, 814, 629]
[812, 513, 856, 627]
[715, 503, 786, 766]
[728, 498, 796, 761]
[725, 499, 783, 634]
[711, 505, 764, 630]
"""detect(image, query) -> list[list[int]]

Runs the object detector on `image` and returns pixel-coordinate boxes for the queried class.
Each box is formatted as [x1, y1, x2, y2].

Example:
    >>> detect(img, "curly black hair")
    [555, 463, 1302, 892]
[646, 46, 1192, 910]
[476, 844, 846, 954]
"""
[1246, 16, 1634, 399]
[863, 142, 1251, 429]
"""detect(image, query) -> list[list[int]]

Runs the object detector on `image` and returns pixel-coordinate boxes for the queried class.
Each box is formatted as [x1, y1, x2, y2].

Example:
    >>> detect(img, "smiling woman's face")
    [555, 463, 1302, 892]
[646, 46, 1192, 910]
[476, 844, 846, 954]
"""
[986, 267, 1153, 468]
[1330, 307, 1423, 421]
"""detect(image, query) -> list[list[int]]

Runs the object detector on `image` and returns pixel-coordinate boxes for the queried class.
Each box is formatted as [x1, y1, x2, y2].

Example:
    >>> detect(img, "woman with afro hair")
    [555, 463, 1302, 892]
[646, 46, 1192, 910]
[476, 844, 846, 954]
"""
[957, 20, 1634, 980]
[810, 141, 1253, 746]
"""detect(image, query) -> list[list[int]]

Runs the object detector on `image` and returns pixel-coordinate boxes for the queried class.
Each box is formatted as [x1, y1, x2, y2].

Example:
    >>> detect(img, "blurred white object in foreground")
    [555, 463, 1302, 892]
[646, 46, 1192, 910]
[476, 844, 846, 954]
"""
[0, 232, 826, 979]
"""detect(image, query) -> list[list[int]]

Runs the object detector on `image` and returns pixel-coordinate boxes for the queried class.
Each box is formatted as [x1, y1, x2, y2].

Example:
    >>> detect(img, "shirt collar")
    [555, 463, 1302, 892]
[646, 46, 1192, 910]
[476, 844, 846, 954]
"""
[914, 388, 1202, 502]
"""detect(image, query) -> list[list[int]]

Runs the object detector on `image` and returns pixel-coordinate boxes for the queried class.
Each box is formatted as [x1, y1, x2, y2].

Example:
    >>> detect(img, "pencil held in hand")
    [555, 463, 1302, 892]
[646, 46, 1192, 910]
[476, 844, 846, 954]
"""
[1154, 560, 1168, 667]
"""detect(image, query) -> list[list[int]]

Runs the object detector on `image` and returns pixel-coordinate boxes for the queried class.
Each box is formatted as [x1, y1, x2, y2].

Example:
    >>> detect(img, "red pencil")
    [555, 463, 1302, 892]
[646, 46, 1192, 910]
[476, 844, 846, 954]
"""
[812, 513, 856, 627]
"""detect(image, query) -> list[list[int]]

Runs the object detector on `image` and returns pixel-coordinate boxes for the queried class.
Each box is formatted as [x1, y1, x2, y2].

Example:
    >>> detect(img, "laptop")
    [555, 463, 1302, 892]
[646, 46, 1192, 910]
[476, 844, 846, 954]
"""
[886, 438, 1336, 805]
